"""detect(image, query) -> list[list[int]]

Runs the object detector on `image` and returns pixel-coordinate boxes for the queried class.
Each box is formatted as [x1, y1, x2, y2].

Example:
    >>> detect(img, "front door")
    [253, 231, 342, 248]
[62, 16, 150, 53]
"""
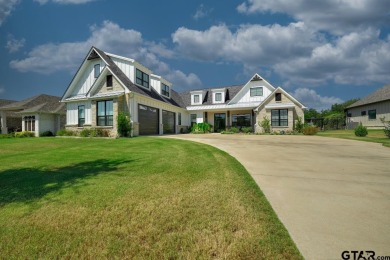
[214, 113, 226, 132]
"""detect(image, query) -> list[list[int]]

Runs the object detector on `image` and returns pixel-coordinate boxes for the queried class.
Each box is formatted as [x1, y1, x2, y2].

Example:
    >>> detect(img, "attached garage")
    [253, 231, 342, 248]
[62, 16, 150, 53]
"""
[162, 110, 175, 134]
[138, 104, 159, 135]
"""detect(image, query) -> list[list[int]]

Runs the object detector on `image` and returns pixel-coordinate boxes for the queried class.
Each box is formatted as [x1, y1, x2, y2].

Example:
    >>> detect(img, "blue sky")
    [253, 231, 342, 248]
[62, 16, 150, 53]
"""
[1, 0, 389, 110]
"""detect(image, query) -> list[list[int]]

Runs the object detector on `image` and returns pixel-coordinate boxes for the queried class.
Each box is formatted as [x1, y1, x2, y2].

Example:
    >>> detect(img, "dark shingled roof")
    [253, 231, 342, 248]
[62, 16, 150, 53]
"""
[0, 94, 65, 114]
[0, 99, 19, 117]
[93, 47, 185, 108]
[178, 85, 243, 107]
[347, 84, 390, 109]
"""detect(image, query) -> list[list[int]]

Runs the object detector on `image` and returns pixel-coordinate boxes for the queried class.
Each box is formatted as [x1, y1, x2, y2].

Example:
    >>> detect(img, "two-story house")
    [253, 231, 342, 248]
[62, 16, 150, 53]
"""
[61, 47, 305, 136]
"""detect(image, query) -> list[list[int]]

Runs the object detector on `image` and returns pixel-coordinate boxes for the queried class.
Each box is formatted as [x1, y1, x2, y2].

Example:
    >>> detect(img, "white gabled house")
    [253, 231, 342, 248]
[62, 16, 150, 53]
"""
[61, 47, 305, 136]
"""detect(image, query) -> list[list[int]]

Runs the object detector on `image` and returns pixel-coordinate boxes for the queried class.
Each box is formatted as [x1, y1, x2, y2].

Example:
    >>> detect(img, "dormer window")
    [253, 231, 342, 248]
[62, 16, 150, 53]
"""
[194, 95, 200, 104]
[275, 93, 282, 102]
[136, 68, 149, 88]
[94, 64, 100, 78]
[162, 83, 170, 97]
[250, 87, 263, 97]
[215, 93, 222, 102]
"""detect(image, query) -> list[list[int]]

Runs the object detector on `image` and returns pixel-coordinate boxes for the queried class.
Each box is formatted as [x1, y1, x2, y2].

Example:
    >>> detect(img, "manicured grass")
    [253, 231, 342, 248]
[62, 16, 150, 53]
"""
[317, 129, 390, 147]
[0, 137, 302, 259]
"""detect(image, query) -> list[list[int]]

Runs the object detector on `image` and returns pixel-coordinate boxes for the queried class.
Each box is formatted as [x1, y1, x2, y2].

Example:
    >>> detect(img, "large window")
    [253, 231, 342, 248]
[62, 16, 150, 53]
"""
[368, 109, 376, 120]
[193, 95, 200, 104]
[24, 116, 35, 131]
[78, 105, 85, 127]
[215, 93, 222, 102]
[250, 87, 263, 97]
[97, 100, 113, 126]
[136, 69, 149, 88]
[94, 64, 100, 78]
[232, 114, 251, 128]
[271, 109, 288, 126]
[162, 83, 170, 97]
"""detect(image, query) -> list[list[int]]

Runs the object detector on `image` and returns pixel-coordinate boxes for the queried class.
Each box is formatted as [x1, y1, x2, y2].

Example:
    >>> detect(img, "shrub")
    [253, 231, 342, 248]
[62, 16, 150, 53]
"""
[380, 117, 390, 138]
[241, 127, 253, 133]
[117, 112, 132, 137]
[191, 122, 212, 133]
[302, 126, 319, 135]
[0, 133, 14, 138]
[354, 122, 368, 137]
[259, 116, 271, 133]
[56, 128, 75, 136]
[40, 130, 54, 137]
[80, 128, 91, 137]
[14, 131, 35, 138]
[294, 117, 304, 133]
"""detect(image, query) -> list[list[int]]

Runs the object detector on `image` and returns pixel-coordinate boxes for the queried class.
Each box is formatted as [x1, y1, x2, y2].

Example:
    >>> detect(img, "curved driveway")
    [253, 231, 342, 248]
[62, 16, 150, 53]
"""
[165, 134, 390, 260]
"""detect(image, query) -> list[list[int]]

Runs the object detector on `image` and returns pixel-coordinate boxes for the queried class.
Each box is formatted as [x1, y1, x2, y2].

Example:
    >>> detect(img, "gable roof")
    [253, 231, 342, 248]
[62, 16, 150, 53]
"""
[254, 87, 306, 111]
[0, 94, 65, 114]
[0, 99, 19, 117]
[178, 85, 243, 107]
[62, 47, 185, 109]
[347, 84, 390, 109]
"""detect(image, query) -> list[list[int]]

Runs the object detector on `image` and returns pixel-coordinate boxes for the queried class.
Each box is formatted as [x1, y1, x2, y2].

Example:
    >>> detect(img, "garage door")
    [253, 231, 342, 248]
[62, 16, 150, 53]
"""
[162, 110, 175, 134]
[138, 104, 159, 135]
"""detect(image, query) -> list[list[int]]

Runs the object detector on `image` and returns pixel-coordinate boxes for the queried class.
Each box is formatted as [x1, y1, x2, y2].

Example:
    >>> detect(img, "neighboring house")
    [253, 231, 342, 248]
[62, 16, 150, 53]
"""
[0, 94, 66, 136]
[0, 99, 22, 133]
[345, 84, 390, 129]
[61, 46, 305, 136]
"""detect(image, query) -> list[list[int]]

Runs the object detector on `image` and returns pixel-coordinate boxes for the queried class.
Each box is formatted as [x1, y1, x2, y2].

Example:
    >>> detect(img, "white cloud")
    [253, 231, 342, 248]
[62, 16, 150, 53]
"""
[275, 29, 390, 86]
[34, 0, 95, 4]
[172, 23, 390, 87]
[9, 21, 201, 88]
[293, 88, 343, 111]
[237, 0, 390, 34]
[0, 0, 19, 26]
[5, 34, 25, 53]
[193, 4, 212, 20]
[165, 70, 202, 92]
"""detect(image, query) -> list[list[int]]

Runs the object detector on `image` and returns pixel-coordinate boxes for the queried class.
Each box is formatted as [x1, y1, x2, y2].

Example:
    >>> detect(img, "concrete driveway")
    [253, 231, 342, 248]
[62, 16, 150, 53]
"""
[165, 134, 390, 260]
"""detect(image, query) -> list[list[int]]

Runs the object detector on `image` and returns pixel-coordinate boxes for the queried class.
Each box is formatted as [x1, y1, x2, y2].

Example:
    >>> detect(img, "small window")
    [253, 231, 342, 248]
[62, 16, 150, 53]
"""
[136, 69, 149, 88]
[78, 105, 85, 127]
[97, 100, 113, 126]
[275, 93, 282, 102]
[178, 112, 182, 125]
[107, 75, 113, 88]
[250, 87, 263, 97]
[347, 113, 352, 117]
[162, 83, 170, 97]
[194, 95, 200, 104]
[361, 111, 366, 116]
[368, 109, 376, 120]
[215, 93, 222, 102]
[94, 64, 100, 78]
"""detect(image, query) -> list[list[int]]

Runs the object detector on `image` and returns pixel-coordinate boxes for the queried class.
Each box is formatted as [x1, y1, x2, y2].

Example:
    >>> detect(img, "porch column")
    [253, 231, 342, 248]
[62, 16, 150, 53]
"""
[159, 109, 163, 135]
[227, 111, 230, 128]
[1, 111, 7, 134]
[35, 114, 40, 137]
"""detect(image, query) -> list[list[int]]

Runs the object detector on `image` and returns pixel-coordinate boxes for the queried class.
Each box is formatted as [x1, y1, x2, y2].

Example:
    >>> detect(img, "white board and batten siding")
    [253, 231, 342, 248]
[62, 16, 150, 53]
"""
[233, 81, 273, 104]
[111, 57, 134, 82]
[72, 60, 105, 96]
[66, 102, 92, 125]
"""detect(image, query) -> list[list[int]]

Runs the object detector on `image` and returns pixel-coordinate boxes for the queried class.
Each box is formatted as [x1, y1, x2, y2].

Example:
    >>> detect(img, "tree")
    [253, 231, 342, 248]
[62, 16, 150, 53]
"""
[117, 112, 132, 137]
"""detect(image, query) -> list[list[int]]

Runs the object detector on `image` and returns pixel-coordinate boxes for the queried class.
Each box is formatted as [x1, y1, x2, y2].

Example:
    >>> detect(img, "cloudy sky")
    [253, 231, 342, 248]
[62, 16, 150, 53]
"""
[0, 0, 389, 110]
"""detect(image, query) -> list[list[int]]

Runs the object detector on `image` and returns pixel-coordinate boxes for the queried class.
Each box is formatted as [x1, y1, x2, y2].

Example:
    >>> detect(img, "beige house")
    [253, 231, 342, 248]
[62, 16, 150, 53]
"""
[0, 94, 65, 136]
[346, 85, 390, 129]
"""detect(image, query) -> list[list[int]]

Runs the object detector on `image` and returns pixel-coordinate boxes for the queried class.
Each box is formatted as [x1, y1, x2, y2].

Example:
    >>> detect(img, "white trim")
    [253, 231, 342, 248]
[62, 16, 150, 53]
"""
[265, 103, 296, 109]
[187, 102, 260, 111]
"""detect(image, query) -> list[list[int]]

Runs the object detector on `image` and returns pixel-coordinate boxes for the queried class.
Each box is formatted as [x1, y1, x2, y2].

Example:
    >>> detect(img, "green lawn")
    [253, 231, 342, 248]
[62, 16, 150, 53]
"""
[0, 137, 301, 259]
[317, 129, 390, 147]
